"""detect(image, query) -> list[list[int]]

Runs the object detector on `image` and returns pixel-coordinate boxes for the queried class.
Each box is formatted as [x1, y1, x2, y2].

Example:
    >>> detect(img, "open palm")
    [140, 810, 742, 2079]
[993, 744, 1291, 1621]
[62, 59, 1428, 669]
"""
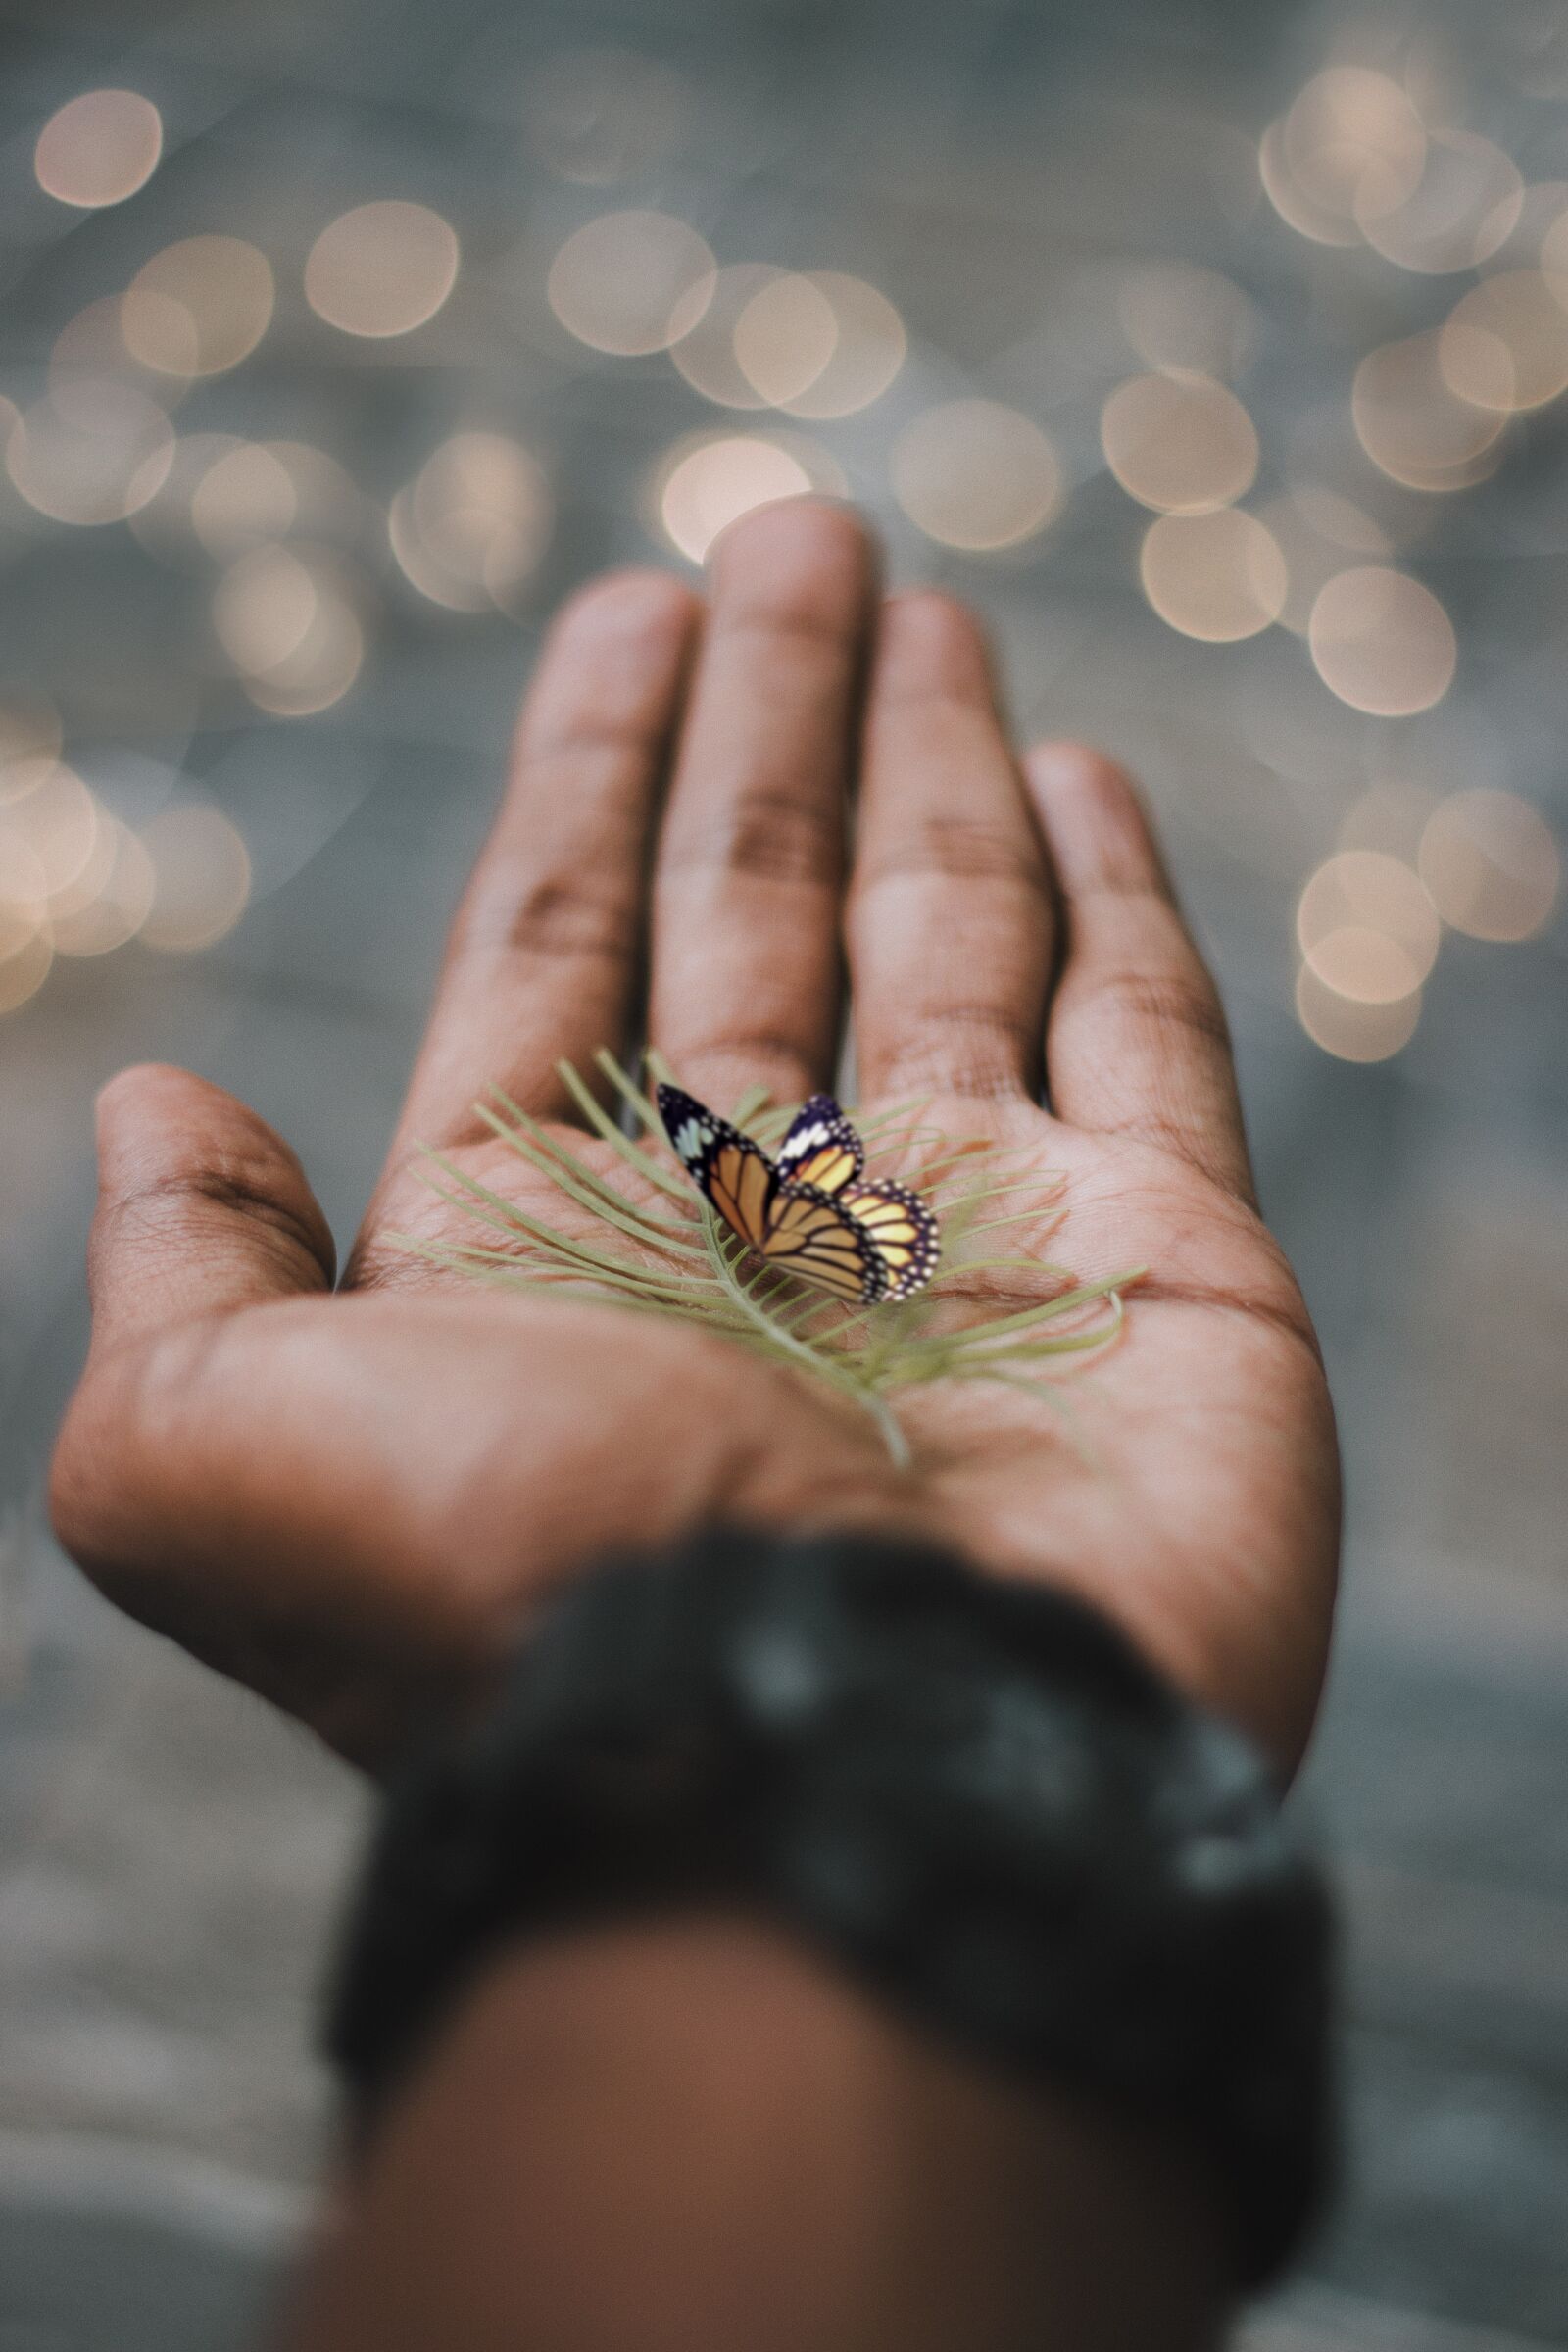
[51, 505, 1338, 1774]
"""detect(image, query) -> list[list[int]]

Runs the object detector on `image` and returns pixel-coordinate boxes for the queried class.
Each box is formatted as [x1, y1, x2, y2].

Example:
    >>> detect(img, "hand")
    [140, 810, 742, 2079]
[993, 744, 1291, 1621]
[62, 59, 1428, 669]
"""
[51, 503, 1338, 1773]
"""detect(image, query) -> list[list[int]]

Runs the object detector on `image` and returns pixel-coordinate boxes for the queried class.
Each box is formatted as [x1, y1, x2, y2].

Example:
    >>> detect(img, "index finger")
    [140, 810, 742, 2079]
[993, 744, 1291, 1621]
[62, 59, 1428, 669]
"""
[385, 568, 701, 1162]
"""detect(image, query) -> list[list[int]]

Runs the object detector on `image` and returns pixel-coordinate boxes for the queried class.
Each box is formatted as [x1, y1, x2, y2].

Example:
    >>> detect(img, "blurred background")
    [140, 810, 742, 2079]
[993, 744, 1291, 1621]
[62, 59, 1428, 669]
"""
[1, 0, 1565, 2343]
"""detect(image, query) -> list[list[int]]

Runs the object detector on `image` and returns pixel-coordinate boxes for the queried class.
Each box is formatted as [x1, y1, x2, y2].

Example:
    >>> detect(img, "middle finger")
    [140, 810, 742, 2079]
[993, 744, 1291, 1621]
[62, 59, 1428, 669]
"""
[649, 499, 877, 1111]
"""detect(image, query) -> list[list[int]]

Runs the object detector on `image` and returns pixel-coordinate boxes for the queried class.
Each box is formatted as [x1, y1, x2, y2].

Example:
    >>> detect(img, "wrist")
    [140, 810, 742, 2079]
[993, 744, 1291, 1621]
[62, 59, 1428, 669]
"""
[289, 1910, 1229, 2352]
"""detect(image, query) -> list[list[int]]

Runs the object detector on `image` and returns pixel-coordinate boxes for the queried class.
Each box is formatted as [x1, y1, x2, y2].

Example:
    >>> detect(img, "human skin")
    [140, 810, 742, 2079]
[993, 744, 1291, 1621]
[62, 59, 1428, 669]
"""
[49, 499, 1341, 2348]
[50, 500, 1338, 1778]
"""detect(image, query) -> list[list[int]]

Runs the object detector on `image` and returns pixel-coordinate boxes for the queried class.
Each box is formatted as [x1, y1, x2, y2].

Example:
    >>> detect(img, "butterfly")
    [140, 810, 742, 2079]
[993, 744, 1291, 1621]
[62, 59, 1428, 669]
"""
[656, 1083, 940, 1306]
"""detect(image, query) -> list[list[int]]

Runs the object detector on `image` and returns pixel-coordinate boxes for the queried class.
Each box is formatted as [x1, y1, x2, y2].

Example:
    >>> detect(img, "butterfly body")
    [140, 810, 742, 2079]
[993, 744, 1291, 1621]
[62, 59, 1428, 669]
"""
[656, 1083, 939, 1306]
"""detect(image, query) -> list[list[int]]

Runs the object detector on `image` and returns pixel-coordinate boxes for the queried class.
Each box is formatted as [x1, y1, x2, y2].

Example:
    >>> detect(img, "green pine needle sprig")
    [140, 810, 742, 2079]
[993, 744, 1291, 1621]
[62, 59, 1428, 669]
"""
[393, 1051, 1141, 1469]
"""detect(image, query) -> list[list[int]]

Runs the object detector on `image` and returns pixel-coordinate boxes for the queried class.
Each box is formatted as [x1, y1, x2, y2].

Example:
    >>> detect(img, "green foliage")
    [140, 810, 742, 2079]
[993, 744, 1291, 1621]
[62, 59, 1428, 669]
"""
[395, 1052, 1139, 1468]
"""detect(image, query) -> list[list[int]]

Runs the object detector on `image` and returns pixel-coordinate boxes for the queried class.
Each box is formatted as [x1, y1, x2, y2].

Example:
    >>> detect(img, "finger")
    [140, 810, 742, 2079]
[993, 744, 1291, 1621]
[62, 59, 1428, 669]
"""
[81, 1063, 335, 1358]
[850, 594, 1054, 1100]
[649, 500, 877, 1110]
[1021, 744, 1255, 1200]
[392, 569, 701, 1152]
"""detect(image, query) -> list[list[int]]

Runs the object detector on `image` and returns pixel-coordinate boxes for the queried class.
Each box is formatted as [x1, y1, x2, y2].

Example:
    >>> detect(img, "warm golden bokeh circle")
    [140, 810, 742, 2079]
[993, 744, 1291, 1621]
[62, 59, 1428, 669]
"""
[549, 211, 716, 356]
[1139, 510, 1287, 641]
[1417, 790, 1560, 940]
[892, 401, 1060, 550]
[1351, 332, 1507, 491]
[124, 238, 276, 377]
[6, 392, 174, 525]
[1308, 567, 1457, 715]
[1356, 130, 1523, 272]
[656, 435, 822, 564]
[1439, 270, 1568, 412]
[34, 89, 162, 208]
[1101, 371, 1257, 514]
[139, 807, 252, 952]
[213, 545, 365, 715]
[1295, 962, 1422, 1060]
[305, 202, 461, 338]
[1296, 849, 1440, 997]
[390, 432, 553, 613]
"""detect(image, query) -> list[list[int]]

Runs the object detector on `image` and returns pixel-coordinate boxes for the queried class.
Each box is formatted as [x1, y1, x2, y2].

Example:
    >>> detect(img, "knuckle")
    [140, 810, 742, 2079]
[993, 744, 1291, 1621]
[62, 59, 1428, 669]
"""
[1030, 740, 1140, 804]
[874, 1004, 1036, 1098]
[456, 870, 636, 964]
[549, 566, 698, 652]
[101, 1161, 334, 1284]
[858, 814, 1048, 896]
[662, 785, 842, 890]
[710, 495, 869, 577]
[882, 591, 991, 676]
[1085, 968, 1231, 1053]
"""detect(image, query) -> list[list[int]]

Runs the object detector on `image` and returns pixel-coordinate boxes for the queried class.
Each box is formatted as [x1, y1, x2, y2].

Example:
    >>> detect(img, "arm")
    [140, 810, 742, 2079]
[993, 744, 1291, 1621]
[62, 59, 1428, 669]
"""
[51, 497, 1341, 2344]
[285, 1912, 1229, 2352]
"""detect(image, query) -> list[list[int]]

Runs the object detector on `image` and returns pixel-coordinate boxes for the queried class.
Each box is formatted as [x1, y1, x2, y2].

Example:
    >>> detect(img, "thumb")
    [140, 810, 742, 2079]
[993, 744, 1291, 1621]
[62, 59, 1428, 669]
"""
[85, 1063, 335, 1354]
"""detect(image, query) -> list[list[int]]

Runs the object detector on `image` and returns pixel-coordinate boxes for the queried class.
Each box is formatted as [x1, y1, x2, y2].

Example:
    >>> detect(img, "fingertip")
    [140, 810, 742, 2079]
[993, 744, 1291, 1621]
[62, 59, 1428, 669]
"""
[706, 496, 880, 612]
[544, 565, 702, 659]
[95, 1062, 214, 1145]
[1022, 742, 1172, 895]
[1023, 741, 1140, 806]
[876, 591, 997, 700]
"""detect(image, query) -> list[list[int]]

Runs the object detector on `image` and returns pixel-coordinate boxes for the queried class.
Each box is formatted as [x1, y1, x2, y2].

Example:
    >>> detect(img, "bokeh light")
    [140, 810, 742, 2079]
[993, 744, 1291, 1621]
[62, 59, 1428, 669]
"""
[123, 238, 276, 377]
[305, 202, 461, 338]
[732, 273, 840, 407]
[770, 274, 906, 419]
[1358, 130, 1524, 271]
[50, 823, 156, 956]
[549, 211, 715, 355]
[1116, 263, 1258, 381]
[48, 299, 179, 424]
[1139, 509, 1287, 641]
[1439, 270, 1568, 411]
[34, 90, 162, 209]
[1295, 961, 1422, 1060]
[1281, 67, 1426, 228]
[389, 432, 553, 612]
[0, 695, 64, 803]
[892, 400, 1060, 550]
[191, 443, 298, 554]
[6, 391, 173, 525]
[0, 903, 53, 1015]
[656, 433, 840, 564]
[1417, 790, 1560, 940]
[670, 265, 793, 407]
[213, 545, 365, 714]
[1308, 566, 1456, 715]
[1101, 371, 1257, 514]
[1259, 489, 1391, 635]
[139, 806, 252, 951]
[1297, 849, 1441, 999]
[1351, 331, 1507, 491]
